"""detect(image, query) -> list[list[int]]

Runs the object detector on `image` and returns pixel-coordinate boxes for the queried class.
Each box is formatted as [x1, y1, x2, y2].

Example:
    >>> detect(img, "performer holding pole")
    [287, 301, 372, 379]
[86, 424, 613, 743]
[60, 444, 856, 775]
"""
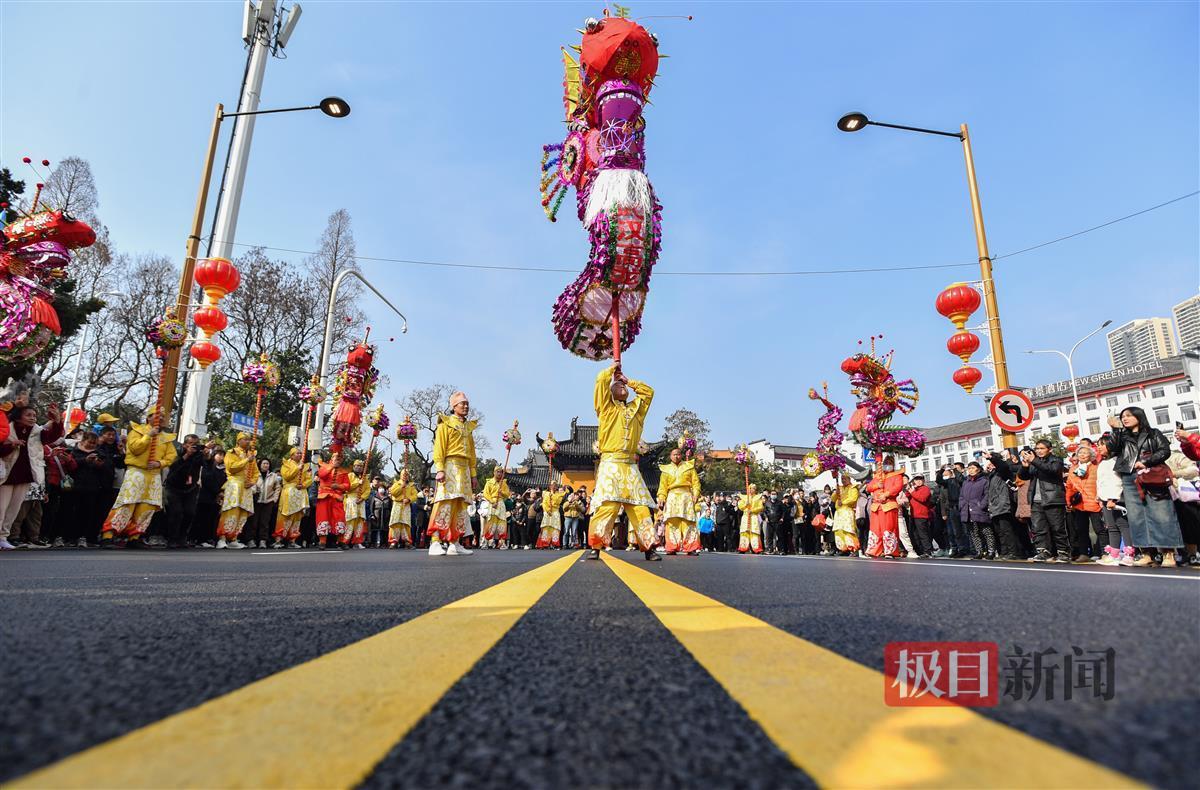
[584, 364, 659, 562]
[482, 466, 512, 549]
[387, 470, 418, 548]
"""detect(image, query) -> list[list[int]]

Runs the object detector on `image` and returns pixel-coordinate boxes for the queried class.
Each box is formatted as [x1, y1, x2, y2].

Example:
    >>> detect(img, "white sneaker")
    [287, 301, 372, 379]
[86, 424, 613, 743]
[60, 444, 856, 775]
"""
[200, 542, 215, 548]
[355, 544, 366, 550]
[228, 541, 245, 549]
[1097, 554, 1120, 566]
[272, 541, 284, 549]
[428, 541, 447, 556]
[447, 542, 473, 556]
[52, 538, 65, 548]
[523, 545, 530, 550]
[77, 537, 89, 548]
[216, 538, 228, 549]
[0, 539, 15, 551]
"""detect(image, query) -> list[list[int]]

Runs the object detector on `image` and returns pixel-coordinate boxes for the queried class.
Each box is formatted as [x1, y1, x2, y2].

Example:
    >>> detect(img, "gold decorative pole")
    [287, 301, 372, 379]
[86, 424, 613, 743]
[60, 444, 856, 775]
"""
[161, 103, 224, 420]
[960, 123, 1016, 449]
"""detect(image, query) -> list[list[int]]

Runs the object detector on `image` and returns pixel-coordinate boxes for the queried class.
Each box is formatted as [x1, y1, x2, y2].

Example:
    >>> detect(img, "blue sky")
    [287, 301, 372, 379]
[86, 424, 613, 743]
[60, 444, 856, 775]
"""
[3, 1, 1197, 456]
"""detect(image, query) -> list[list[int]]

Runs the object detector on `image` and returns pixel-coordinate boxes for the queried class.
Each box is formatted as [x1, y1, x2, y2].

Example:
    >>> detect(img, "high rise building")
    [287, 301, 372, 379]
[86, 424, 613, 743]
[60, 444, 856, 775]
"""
[1174, 294, 1200, 351]
[1107, 318, 1178, 367]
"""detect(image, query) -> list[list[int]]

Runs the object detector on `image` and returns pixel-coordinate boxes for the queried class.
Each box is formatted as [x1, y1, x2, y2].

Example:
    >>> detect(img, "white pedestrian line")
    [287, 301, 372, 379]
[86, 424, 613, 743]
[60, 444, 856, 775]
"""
[732, 552, 1200, 582]
[249, 552, 335, 557]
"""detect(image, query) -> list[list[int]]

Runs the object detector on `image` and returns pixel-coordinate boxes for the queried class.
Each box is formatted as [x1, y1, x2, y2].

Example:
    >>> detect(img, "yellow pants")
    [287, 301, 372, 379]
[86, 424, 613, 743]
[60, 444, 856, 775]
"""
[388, 526, 412, 546]
[274, 512, 302, 542]
[665, 518, 700, 554]
[589, 502, 655, 551]
[101, 503, 158, 539]
[428, 498, 467, 543]
[218, 508, 251, 540]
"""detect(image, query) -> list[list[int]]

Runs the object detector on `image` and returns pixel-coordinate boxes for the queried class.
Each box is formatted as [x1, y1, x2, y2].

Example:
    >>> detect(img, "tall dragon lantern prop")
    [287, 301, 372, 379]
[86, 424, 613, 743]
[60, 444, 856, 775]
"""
[330, 331, 380, 453]
[0, 158, 96, 364]
[542, 10, 665, 362]
[840, 336, 926, 459]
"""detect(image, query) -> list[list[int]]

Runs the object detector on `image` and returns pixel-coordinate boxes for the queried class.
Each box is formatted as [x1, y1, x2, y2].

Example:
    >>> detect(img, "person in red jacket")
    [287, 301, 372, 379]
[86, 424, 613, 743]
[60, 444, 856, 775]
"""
[865, 455, 906, 558]
[1177, 428, 1200, 464]
[906, 474, 935, 558]
[315, 451, 351, 550]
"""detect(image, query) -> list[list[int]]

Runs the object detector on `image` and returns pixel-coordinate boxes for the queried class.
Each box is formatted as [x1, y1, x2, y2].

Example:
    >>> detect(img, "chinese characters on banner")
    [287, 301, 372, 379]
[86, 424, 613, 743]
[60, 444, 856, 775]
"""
[610, 207, 646, 289]
[884, 642, 1116, 707]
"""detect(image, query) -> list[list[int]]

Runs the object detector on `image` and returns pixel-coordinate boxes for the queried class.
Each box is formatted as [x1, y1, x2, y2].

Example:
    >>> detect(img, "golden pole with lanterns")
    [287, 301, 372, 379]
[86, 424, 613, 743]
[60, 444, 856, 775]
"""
[959, 123, 1017, 449]
[161, 102, 224, 422]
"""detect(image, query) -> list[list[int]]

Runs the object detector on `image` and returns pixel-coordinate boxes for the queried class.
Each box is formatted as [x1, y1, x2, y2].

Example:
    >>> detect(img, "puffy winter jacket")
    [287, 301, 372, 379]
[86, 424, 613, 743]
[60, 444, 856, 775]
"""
[1065, 463, 1101, 512]
[908, 484, 934, 519]
[986, 472, 1013, 517]
[958, 475, 991, 523]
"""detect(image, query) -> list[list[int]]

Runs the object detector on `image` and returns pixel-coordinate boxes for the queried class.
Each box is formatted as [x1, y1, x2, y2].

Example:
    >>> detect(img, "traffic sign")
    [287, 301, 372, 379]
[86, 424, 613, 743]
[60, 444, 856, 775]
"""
[862, 448, 876, 465]
[989, 389, 1034, 432]
[231, 411, 263, 436]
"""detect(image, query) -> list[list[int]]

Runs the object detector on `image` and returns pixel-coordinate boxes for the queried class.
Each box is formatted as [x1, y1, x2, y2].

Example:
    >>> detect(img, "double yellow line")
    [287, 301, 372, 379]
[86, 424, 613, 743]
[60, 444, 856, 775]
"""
[11, 553, 1138, 789]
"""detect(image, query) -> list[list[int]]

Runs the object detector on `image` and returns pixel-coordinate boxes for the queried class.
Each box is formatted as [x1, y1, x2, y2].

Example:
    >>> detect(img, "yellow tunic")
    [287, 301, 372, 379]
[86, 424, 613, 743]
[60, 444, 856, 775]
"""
[432, 413, 477, 504]
[388, 480, 418, 527]
[590, 365, 655, 512]
[482, 478, 511, 522]
[345, 472, 369, 522]
[221, 446, 258, 513]
[541, 490, 566, 529]
[277, 458, 312, 518]
[111, 423, 178, 508]
[737, 493, 765, 534]
[657, 460, 701, 523]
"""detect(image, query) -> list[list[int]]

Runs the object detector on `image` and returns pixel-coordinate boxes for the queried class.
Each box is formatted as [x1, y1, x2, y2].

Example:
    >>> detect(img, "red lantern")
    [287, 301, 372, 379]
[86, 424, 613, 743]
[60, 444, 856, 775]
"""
[189, 340, 222, 369]
[953, 365, 983, 394]
[194, 258, 241, 301]
[1066, 442, 1080, 454]
[946, 330, 981, 364]
[192, 305, 228, 336]
[1062, 424, 1080, 440]
[936, 283, 982, 330]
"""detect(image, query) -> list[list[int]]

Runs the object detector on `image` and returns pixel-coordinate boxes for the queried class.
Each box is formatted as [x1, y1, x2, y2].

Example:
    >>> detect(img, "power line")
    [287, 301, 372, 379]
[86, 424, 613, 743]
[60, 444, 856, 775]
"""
[215, 189, 1198, 278]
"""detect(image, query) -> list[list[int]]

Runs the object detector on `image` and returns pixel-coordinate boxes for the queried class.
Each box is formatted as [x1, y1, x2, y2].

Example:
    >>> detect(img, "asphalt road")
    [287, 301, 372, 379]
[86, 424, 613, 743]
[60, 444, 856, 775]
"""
[1, 548, 1196, 788]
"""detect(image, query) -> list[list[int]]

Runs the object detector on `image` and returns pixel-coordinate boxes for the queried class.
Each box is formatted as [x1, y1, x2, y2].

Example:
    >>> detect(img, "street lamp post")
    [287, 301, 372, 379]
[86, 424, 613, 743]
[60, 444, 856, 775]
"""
[166, 96, 351, 436]
[1026, 319, 1113, 426]
[837, 111, 1017, 448]
[311, 269, 409, 447]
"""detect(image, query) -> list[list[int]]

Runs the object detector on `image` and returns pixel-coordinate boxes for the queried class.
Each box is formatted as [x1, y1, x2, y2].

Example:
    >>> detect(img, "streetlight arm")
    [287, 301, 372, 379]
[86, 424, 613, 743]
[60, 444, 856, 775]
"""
[1025, 348, 1070, 364]
[866, 120, 963, 139]
[221, 104, 319, 119]
[1069, 320, 1113, 361]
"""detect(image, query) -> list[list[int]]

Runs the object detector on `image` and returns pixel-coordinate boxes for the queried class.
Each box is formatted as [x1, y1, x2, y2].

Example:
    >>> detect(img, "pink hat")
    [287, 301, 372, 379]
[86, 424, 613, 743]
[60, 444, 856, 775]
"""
[450, 391, 468, 408]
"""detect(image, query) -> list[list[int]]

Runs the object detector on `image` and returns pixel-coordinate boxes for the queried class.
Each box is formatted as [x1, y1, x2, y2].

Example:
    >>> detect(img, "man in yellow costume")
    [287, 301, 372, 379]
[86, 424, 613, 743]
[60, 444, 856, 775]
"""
[427, 390, 477, 557]
[658, 446, 702, 556]
[217, 432, 258, 549]
[585, 364, 660, 562]
[537, 480, 567, 549]
[387, 469, 417, 548]
[273, 447, 313, 549]
[481, 466, 511, 549]
[99, 410, 177, 549]
[737, 483, 765, 554]
[341, 459, 371, 548]
[831, 471, 861, 554]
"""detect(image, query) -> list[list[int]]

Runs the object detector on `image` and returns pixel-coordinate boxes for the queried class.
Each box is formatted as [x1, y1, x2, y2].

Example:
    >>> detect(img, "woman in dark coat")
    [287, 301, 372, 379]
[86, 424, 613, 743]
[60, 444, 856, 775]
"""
[958, 462, 996, 559]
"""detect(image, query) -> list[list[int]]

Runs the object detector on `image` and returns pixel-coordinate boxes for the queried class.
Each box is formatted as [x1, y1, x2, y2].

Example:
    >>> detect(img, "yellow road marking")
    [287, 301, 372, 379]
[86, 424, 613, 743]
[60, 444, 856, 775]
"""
[11, 553, 581, 789]
[602, 554, 1139, 789]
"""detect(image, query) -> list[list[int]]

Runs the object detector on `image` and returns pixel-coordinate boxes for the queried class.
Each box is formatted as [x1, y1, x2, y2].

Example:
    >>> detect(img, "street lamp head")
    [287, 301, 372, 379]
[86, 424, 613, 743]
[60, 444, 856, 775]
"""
[1101, 319, 1113, 328]
[319, 97, 351, 118]
[837, 112, 870, 133]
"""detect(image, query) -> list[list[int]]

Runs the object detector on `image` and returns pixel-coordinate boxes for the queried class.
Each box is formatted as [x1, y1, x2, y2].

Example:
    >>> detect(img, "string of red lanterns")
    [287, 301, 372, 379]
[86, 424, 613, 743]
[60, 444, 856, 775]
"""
[189, 257, 240, 369]
[935, 282, 984, 394]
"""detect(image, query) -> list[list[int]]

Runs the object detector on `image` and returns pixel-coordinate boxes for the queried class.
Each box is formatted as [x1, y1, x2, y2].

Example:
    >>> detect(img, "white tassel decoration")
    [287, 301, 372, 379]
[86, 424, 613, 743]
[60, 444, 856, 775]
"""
[583, 169, 653, 228]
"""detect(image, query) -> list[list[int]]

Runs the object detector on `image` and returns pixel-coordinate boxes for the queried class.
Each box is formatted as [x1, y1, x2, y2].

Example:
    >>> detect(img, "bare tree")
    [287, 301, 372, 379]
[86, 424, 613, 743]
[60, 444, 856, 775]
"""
[306, 209, 362, 352]
[42, 156, 100, 220]
[395, 383, 490, 484]
[216, 247, 325, 376]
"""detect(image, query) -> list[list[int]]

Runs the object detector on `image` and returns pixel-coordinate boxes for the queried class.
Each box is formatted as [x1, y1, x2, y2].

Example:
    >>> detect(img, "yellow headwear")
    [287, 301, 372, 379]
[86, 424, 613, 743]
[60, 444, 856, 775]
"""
[236, 432, 252, 443]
